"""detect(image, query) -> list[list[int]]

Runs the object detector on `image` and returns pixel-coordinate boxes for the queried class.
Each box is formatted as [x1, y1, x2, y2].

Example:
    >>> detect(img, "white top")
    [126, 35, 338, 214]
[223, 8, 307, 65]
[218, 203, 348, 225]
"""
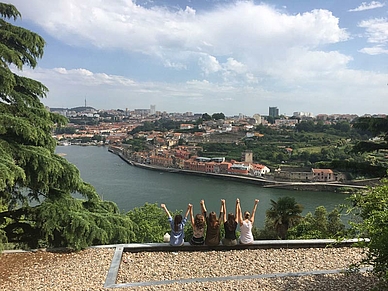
[239, 220, 253, 244]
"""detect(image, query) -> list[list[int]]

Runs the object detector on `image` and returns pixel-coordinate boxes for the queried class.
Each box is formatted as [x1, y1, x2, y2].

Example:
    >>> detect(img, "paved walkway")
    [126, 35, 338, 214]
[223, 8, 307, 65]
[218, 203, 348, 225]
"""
[99, 239, 370, 289]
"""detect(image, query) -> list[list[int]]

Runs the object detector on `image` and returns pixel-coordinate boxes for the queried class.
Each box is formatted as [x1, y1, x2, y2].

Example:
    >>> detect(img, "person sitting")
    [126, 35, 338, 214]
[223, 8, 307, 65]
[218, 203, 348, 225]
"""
[221, 199, 238, 246]
[200, 199, 223, 246]
[188, 204, 206, 245]
[237, 198, 259, 244]
[161, 203, 190, 246]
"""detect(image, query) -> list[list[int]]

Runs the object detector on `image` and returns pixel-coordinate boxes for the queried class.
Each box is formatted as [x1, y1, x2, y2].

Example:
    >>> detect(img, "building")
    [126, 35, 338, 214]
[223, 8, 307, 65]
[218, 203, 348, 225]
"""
[293, 112, 314, 118]
[312, 169, 334, 182]
[134, 108, 151, 116]
[242, 150, 253, 163]
[150, 105, 156, 115]
[269, 107, 279, 118]
[253, 114, 262, 124]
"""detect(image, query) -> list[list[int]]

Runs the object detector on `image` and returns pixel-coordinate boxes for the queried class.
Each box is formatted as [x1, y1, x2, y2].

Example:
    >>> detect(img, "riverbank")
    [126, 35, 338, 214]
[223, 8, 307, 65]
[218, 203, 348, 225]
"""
[109, 148, 369, 192]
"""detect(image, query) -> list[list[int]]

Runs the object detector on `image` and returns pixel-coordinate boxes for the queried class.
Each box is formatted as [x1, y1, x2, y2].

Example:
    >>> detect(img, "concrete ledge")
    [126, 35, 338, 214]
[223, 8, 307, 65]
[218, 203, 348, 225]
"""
[2, 238, 368, 254]
[119, 238, 368, 253]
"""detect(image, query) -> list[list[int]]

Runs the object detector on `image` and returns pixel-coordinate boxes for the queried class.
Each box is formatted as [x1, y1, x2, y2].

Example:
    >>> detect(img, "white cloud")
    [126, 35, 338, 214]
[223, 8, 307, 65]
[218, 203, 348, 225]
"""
[224, 58, 247, 74]
[9, 0, 388, 115]
[358, 18, 388, 55]
[360, 46, 388, 54]
[359, 18, 388, 43]
[267, 49, 353, 82]
[199, 55, 222, 75]
[348, 1, 385, 12]
[11, 0, 349, 79]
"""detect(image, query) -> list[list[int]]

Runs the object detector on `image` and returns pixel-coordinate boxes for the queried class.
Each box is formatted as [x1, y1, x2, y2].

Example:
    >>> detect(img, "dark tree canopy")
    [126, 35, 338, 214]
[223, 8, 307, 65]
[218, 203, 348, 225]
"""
[0, 3, 134, 250]
[211, 112, 225, 120]
[352, 116, 388, 153]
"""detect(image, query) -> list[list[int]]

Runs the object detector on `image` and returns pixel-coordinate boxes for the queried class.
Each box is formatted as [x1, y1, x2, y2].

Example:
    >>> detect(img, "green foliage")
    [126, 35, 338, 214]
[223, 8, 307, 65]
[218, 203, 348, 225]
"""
[352, 116, 388, 138]
[126, 203, 171, 243]
[265, 197, 303, 239]
[129, 118, 182, 134]
[36, 194, 135, 250]
[55, 127, 76, 134]
[212, 112, 225, 120]
[288, 206, 345, 239]
[349, 178, 388, 287]
[352, 116, 388, 154]
[327, 160, 386, 178]
[202, 113, 211, 121]
[122, 137, 148, 151]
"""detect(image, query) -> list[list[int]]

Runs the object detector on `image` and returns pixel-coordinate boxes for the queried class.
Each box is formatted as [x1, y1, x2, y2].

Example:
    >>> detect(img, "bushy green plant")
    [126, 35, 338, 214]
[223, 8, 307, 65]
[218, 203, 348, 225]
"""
[350, 178, 388, 288]
[287, 207, 345, 239]
[126, 203, 171, 243]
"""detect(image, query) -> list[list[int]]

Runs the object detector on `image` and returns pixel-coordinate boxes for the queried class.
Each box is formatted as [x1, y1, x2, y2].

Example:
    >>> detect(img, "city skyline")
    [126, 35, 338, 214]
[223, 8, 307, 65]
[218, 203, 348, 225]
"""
[7, 0, 388, 116]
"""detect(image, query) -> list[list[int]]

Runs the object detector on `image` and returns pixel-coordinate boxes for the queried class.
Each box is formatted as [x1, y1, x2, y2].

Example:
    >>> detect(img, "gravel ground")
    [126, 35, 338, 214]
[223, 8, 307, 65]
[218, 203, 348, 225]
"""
[0, 246, 379, 291]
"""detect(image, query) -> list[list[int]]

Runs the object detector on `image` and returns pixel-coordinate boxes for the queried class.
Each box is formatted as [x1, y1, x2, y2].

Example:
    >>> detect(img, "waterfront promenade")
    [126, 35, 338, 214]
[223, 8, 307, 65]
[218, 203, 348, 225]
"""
[111, 149, 368, 192]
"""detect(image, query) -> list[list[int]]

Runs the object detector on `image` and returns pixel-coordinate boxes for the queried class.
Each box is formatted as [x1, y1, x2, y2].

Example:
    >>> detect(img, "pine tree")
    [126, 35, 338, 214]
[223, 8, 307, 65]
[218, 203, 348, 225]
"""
[0, 3, 134, 250]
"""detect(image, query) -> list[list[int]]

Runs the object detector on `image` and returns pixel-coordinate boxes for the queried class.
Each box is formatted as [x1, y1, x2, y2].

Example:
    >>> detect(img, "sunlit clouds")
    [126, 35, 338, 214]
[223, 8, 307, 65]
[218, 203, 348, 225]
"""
[7, 0, 388, 115]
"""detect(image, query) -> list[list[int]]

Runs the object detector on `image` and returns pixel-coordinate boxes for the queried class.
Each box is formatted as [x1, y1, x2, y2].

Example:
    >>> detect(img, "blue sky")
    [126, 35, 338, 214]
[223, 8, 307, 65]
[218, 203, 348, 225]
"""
[7, 0, 388, 116]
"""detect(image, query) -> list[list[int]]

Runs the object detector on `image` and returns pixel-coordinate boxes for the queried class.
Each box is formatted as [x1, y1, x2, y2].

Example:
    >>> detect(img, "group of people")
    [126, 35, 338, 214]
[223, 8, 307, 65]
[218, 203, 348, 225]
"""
[161, 199, 259, 246]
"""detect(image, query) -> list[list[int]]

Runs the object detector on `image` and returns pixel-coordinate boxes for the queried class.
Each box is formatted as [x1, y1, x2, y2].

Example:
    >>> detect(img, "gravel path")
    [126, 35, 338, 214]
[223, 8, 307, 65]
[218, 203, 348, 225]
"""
[0, 246, 379, 291]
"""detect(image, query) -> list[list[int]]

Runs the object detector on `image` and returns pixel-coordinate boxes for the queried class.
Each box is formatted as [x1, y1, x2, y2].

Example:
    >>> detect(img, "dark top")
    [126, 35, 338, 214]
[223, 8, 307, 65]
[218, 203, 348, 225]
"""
[224, 220, 237, 240]
[204, 211, 223, 246]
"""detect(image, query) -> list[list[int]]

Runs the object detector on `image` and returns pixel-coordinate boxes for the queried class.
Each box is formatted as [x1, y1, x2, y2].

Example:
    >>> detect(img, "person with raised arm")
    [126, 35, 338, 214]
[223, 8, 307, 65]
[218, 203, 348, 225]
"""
[161, 203, 191, 246]
[237, 199, 259, 245]
[200, 199, 223, 246]
[221, 199, 238, 246]
[188, 204, 206, 245]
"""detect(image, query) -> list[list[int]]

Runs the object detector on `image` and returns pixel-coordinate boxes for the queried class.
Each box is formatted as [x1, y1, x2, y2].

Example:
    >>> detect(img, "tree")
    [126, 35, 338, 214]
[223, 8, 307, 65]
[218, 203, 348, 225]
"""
[212, 112, 225, 120]
[265, 197, 303, 239]
[352, 116, 388, 154]
[0, 3, 134, 250]
[350, 178, 388, 288]
[202, 113, 212, 121]
[287, 206, 345, 239]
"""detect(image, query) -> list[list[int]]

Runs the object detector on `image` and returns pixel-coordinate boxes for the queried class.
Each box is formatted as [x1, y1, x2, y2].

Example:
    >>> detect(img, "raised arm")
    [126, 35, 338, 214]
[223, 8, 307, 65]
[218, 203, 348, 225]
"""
[219, 199, 225, 222]
[200, 200, 207, 217]
[235, 198, 239, 223]
[237, 198, 243, 226]
[222, 199, 227, 223]
[161, 203, 172, 219]
[185, 204, 191, 219]
[250, 199, 259, 224]
[189, 204, 195, 226]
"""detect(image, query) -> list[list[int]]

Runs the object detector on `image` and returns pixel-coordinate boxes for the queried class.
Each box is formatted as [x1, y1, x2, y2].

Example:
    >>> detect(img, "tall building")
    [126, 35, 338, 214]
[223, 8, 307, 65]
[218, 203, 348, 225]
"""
[269, 107, 279, 118]
[150, 104, 156, 115]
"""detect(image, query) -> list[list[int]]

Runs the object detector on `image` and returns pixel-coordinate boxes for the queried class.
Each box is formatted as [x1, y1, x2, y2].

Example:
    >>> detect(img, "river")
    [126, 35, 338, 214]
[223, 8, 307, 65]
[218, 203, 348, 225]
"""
[56, 145, 351, 228]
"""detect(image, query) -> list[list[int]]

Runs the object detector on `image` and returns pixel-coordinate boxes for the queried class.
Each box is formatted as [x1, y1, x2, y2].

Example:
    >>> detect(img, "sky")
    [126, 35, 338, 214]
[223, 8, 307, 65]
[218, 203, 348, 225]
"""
[6, 0, 388, 116]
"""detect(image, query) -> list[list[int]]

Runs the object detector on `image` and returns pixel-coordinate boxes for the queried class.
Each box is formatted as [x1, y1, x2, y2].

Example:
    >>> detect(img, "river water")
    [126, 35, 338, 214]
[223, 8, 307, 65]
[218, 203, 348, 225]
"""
[56, 145, 350, 228]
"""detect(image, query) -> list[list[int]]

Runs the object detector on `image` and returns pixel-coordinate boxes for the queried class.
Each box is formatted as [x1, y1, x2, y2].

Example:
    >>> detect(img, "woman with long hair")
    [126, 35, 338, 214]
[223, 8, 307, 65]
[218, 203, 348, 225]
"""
[237, 198, 259, 244]
[200, 199, 223, 246]
[161, 203, 191, 246]
[189, 204, 206, 245]
[221, 199, 238, 246]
